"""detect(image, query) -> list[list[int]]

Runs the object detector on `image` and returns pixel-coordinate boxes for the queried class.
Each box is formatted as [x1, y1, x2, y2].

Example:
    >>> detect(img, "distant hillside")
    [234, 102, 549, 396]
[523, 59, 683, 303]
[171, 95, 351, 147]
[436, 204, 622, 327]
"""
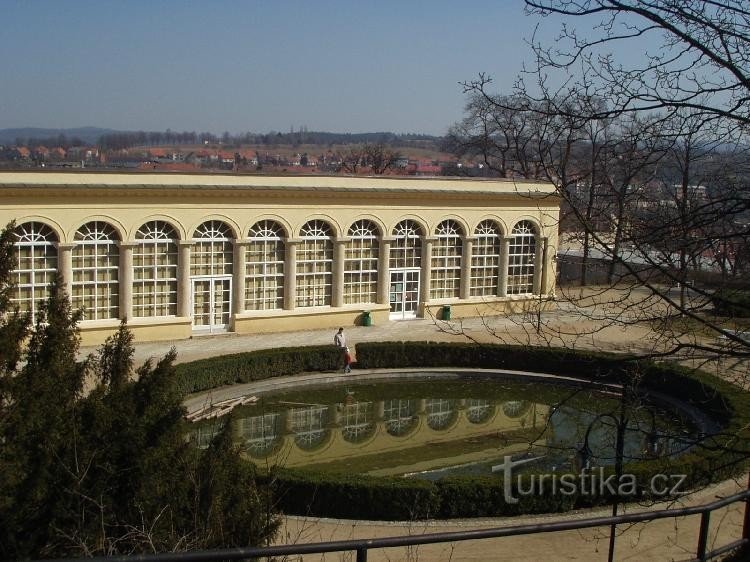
[0, 127, 119, 145]
[0, 127, 445, 150]
[98, 129, 444, 151]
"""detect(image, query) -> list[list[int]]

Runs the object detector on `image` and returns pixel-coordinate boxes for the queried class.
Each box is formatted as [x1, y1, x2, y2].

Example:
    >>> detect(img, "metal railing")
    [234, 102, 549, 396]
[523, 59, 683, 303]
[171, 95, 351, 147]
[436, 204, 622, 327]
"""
[44, 486, 750, 562]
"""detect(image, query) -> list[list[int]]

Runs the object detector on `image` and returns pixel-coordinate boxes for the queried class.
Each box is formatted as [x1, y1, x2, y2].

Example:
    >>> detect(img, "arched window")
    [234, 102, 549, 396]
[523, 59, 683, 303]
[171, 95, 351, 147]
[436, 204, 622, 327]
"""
[133, 221, 178, 317]
[471, 220, 502, 296]
[341, 401, 375, 443]
[238, 413, 281, 458]
[425, 398, 457, 431]
[383, 399, 418, 437]
[502, 400, 531, 418]
[431, 220, 463, 299]
[246, 220, 285, 310]
[466, 399, 495, 424]
[290, 405, 329, 450]
[390, 220, 422, 269]
[344, 220, 379, 304]
[296, 220, 333, 307]
[507, 221, 537, 295]
[191, 220, 233, 276]
[72, 222, 120, 320]
[12, 221, 58, 322]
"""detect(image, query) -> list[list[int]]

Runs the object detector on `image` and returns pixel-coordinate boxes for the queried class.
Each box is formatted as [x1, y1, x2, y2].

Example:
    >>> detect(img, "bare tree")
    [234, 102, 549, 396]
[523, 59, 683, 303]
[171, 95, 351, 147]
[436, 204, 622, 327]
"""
[337, 143, 401, 174]
[447, 93, 545, 179]
[523, 0, 750, 125]
[453, 0, 750, 368]
[448, 4, 750, 556]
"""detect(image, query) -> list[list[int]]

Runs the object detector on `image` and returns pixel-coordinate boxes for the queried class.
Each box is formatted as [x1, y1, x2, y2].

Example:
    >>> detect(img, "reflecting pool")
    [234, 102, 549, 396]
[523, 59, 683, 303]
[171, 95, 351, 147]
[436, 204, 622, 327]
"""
[188, 372, 703, 479]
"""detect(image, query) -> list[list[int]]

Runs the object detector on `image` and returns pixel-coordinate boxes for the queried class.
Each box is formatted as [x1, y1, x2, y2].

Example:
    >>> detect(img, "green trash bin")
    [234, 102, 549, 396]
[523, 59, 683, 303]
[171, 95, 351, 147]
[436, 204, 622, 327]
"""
[362, 310, 372, 326]
[442, 304, 451, 321]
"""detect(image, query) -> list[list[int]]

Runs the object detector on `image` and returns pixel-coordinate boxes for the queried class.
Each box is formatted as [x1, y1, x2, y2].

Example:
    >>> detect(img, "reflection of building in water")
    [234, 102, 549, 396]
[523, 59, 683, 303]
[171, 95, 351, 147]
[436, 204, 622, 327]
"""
[189, 394, 691, 475]
[289, 405, 329, 450]
[200, 397, 548, 476]
[383, 399, 418, 436]
[425, 398, 458, 430]
[466, 399, 495, 424]
[193, 421, 223, 449]
[237, 412, 282, 457]
[341, 402, 375, 443]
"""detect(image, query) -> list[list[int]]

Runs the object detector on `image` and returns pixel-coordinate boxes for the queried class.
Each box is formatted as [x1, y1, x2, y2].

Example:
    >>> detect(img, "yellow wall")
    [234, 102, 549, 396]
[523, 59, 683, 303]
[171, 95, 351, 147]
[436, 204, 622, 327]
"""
[229, 401, 549, 475]
[0, 171, 561, 345]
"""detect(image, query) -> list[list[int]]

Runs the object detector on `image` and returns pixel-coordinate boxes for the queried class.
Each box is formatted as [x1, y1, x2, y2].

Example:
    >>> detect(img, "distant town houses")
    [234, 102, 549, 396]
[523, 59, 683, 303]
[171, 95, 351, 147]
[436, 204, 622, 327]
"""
[0, 142, 490, 177]
[0, 144, 101, 167]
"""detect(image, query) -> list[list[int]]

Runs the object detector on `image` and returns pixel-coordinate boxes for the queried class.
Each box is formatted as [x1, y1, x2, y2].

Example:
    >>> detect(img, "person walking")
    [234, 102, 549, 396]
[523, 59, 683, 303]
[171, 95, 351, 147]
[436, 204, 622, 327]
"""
[334, 327, 346, 348]
[334, 327, 347, 372]
[343, 347, 353, 373]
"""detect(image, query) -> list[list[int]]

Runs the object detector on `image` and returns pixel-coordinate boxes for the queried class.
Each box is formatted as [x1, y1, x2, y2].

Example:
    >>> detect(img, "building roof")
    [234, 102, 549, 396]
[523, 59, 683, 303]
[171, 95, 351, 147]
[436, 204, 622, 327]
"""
[0, 170, 558, 199]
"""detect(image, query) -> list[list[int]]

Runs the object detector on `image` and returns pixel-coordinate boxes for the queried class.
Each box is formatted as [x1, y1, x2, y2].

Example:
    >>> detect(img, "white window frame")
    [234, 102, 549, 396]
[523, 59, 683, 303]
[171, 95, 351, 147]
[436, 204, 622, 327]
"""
[191, 220, 233, 277]
[471, 220, 501, 297]
[391, 220, 422, 269]
[341, 401, 375, 443]
[296, 220, 333, 307]
[133, 220, 178, 318]
[507, 221, 537, 295]
[291, 405, 329, 449]
[72, 221, 120, 320]
[431, 220, 463, 300]
[246, 220, 285, 310]
[12, 221, 58, 323]
[344, 220, 379, 305]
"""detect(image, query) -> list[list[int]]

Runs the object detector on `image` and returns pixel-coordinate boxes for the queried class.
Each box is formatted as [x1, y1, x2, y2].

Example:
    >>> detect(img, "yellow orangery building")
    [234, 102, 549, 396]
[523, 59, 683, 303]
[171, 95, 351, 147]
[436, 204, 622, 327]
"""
[0, 171, 559, 345]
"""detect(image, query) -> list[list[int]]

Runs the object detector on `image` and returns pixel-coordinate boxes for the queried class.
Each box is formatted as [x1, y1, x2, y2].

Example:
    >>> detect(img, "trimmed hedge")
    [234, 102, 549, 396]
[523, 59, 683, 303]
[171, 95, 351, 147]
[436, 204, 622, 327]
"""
[267, 470, 441, 520]
[711, 288, 750, 317]
[173, 345, 341, 395]
[180, 341, 750, 520]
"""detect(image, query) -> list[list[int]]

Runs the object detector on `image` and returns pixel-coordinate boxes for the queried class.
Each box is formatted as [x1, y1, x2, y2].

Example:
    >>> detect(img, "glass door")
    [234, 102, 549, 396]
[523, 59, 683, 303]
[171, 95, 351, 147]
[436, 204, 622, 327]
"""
[192, 276, 232, 332]
[389, 269, 420, 319]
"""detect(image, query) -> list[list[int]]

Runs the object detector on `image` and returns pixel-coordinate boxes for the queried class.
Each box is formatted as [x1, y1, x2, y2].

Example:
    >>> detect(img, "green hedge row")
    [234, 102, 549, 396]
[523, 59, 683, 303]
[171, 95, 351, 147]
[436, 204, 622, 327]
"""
[711, 288, 750, 317]
[179, 341, 750, 520]
[173, 345, 341, 395]
[269, 455, 733, 520]
[267, 470, 441, 520]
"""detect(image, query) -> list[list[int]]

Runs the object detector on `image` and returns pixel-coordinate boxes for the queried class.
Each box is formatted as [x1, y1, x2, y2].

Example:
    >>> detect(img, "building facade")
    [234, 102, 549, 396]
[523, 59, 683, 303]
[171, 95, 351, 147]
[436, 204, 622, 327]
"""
[0, 172, 559, 345]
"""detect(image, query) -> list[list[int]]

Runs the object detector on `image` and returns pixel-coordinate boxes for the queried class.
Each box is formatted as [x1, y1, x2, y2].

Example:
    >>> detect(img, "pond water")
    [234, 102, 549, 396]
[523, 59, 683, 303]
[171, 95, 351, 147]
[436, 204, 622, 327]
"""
[188, 372, 703, 479]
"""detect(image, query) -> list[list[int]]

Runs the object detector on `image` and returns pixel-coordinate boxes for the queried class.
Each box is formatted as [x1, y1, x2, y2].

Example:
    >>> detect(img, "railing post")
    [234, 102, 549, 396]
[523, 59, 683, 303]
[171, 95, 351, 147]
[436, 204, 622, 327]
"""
[357, 546, 368, 562]
[696, 511, 711, 561]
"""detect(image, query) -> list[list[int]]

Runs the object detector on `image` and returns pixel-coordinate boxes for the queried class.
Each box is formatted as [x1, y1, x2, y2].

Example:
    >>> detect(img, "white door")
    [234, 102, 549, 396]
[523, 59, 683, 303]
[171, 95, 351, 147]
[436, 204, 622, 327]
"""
[192, 277, 232, 332]
[389, 269, 420, 319]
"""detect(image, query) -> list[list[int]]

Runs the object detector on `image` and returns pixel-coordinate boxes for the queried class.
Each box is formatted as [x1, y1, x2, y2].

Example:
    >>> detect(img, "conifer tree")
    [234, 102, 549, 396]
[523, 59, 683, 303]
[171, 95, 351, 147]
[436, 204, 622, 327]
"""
[0, 221, 30, 557]
[0, 221, 27, 375]
[192, 413, 280, 549]
[0, 223, 279, 558]
[0, 269, 84, 558]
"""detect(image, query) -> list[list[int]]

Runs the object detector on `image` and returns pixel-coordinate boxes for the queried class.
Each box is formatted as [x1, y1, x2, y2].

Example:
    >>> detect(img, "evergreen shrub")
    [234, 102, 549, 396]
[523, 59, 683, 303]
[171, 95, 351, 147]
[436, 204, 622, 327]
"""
[173, 345, 341, 395]
[711, 288, 750, 317]
[268, 469, 441, 520]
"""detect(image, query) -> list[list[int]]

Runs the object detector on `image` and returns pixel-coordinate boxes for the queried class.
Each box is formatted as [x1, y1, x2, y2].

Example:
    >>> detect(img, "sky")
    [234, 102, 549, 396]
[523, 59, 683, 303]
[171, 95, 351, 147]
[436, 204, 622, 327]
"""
[1, 1, 557, 136]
